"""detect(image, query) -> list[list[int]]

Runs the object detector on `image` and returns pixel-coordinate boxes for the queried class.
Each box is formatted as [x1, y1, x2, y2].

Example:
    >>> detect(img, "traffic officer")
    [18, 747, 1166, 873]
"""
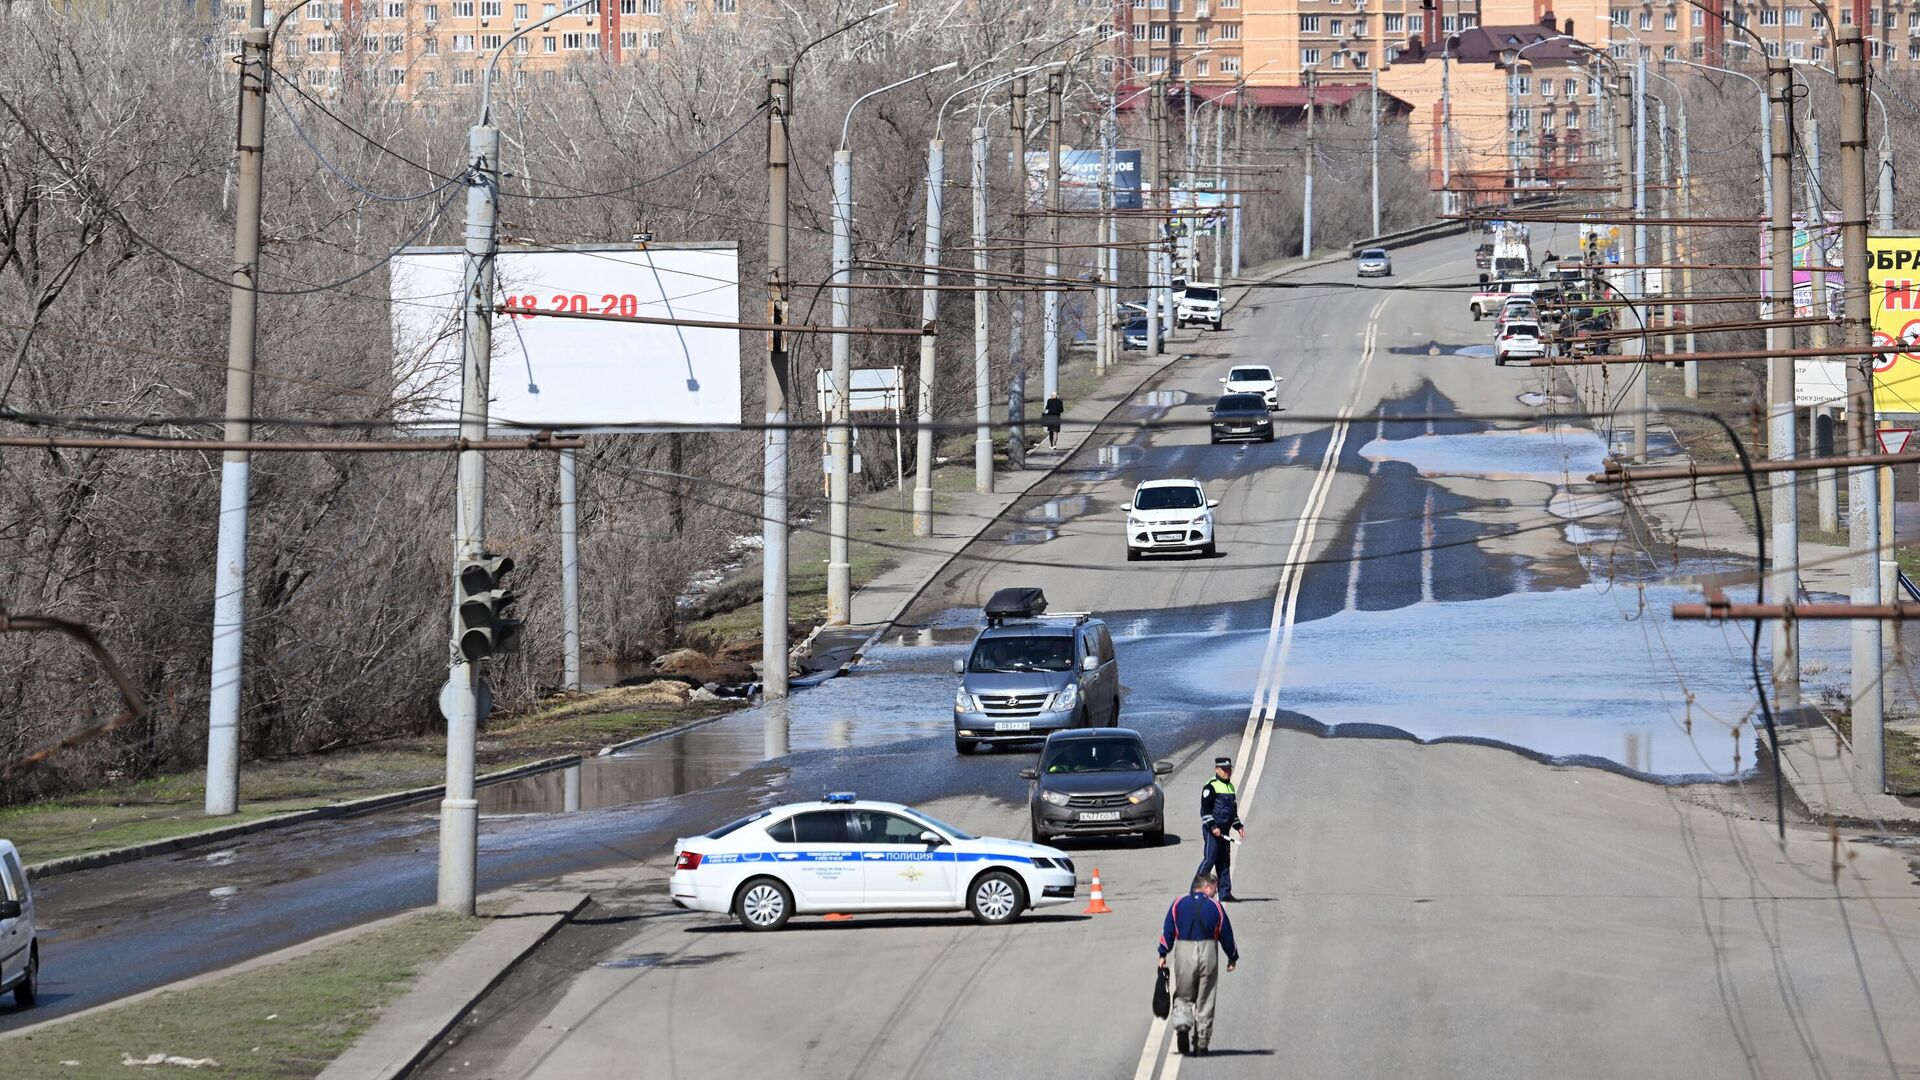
[1157, 869, 1240, 1056]
[1195, 756, 1245, 901]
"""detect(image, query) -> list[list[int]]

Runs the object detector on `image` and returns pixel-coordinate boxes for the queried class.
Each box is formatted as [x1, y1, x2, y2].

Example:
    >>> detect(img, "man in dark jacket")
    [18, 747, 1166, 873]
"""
[1195, 756, 1245, 901]
[1157, 870, 1240, 1055]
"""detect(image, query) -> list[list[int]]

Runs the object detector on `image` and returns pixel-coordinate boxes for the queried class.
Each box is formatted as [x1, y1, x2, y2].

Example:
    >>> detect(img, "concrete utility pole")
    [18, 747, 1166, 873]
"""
[1804, 117, 1831, 357]
[972, 123, 994, 493]
[1147, 81, 1165, 356]
[1631, 52, 1648, 464]
[762, 64, 792, 697]
[1213, 100, 1227, 281]
[1766, 58, 1800, 702]
[439, 119, 501, 917]
[912, 132, 943, 537]
[559, 448, 579, 691]
[1369, 64, 1381, 238]
[1835, 27, 1885, 791]
[1099, 102, 1116, 375]
[827, 143, 853, 624]
[1043, 70, 1063, 404]
[1155, 81, 1176, 347]
[1231, 87, 1245, 277]
[205, 3, 270, 817]
[1656, 97, 1673, 360]
[1008, 75, 1029, 468]
[1302, 69, 1316, 258]
[1441, 45, 1454, 216]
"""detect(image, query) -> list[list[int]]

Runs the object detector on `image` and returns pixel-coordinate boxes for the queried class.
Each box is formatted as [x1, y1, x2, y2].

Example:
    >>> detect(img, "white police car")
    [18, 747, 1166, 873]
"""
[669, 793, 1078, 931]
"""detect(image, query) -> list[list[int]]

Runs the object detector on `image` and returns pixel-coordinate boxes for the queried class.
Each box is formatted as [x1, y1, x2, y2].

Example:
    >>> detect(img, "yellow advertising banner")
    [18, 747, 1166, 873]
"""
[1872, 234, 1920, 415]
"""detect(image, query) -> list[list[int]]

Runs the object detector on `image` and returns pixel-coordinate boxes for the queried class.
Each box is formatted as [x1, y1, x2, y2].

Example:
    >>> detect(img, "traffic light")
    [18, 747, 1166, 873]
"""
[456, 554, 522, 662]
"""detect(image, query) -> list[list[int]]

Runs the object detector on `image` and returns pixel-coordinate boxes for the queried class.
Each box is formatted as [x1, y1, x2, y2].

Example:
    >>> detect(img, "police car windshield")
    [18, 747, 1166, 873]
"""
[1042, 738, 1149, 774]
[1133, 486, 1203, 511]
[904, 809, 975, 841]
[969, 636, 1073, 673]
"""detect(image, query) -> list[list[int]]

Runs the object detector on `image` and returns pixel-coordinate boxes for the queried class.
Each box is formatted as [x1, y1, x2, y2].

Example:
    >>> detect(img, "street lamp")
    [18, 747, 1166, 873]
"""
[825, 61, 958, 625]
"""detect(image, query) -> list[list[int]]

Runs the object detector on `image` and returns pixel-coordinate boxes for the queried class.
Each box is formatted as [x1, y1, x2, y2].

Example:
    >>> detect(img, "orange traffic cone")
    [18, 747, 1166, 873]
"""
[1083, 867, 1113, 914]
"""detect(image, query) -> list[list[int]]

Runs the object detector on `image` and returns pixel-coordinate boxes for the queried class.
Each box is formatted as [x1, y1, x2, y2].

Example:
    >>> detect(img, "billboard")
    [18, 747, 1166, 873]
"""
[1758, 212, 1842, 319]
[390, 244, 740, 431]
[1022, 149, 1143, 210]
[1870, 234, 1920, 415]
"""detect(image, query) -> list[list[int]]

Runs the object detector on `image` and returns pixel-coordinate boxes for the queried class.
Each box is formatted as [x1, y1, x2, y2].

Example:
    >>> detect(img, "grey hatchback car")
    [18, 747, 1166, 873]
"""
[953, 604, 1120, 754]
[1021, 729, 1171, 843]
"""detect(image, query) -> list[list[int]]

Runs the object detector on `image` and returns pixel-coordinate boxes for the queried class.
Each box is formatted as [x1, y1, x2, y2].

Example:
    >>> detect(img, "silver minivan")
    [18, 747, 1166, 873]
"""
[952, 591, 1120, 754]
[0, 840, 39, 1008]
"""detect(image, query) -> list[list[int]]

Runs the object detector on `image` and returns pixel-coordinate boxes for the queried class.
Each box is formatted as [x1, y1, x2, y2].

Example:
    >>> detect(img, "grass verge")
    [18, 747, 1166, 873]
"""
[1, 909, 483, 1078]
[3, 694, 737, 865]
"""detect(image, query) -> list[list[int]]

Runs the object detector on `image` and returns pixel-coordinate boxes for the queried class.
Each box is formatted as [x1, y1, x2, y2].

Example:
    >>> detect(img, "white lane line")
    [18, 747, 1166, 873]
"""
[1132, 1018, 1169, 1080]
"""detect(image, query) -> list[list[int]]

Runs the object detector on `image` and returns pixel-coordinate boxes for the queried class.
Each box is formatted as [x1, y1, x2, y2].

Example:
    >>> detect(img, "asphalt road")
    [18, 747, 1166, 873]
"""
[13, 233, 1920, 1078]
[413, 233, 1920, 1077]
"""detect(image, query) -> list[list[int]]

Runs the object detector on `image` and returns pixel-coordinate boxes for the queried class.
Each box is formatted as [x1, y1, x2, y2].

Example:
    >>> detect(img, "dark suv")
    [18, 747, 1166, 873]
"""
[1021, 729, 1171, 844]
[1209, 392, 1274, 444]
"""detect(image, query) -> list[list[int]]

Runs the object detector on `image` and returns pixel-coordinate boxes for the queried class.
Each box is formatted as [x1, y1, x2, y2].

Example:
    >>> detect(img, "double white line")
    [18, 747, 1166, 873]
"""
[1131, 291, 1393, 1080]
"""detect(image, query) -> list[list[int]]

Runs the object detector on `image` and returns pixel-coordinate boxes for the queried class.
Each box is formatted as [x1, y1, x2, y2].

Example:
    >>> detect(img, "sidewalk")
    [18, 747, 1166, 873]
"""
[800, 251, 1342, 666]
[1614, 386, 1920, 826]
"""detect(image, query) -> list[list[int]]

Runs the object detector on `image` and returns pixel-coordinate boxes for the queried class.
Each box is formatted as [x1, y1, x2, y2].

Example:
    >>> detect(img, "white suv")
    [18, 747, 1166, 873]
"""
[0, 840, 38, 1008]
[1176, 283, 1223, 330]
[1495, 320, 1547, 364]
[1219, 365, 1280, 410]
[1123, 479, 1218, 560]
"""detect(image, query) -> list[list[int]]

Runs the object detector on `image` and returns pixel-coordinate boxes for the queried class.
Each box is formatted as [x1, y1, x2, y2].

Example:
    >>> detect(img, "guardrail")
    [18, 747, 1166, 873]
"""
[1347, 218, 1468, 257]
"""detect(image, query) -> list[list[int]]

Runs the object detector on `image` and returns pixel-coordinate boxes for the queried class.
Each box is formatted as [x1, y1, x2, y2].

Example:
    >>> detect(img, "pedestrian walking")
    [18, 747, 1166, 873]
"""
[1041, 392, 1064, 449]
[1157, 870, 1239, 1056]
[1195, 756, 1245, 901]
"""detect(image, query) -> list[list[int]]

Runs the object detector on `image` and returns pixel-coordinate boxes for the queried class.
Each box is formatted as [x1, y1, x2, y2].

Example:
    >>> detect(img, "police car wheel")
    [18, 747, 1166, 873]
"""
[969, 871, 1025, 925]
[735, 878, 793, 932]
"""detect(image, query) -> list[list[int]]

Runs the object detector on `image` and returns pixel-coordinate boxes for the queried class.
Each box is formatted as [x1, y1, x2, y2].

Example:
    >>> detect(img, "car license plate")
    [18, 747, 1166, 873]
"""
[993, 721, 1030, 732]
[1231, 426, 1252, 433]
[1078, 810, 1121, 822]
[1154, 532, 1182, 542]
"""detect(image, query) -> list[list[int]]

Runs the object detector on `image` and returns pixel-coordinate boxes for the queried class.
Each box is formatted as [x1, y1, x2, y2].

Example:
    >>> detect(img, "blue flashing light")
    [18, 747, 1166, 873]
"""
[822, 791, 858, 804]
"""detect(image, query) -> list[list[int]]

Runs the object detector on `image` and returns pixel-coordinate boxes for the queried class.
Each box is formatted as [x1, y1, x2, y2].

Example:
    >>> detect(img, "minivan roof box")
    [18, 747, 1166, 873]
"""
[982, 587, 1091, 627]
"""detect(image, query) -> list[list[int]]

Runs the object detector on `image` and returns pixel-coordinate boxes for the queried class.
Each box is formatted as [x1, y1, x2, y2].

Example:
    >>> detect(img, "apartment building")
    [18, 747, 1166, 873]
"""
[225, 0, 736, 100]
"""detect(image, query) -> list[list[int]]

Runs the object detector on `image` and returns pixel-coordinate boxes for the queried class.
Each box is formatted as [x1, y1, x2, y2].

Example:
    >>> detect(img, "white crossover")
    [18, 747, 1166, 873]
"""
[1123, 478, 1218, 560]
[1218, 365, 1280, 409]
[669, 794, 1078, 931]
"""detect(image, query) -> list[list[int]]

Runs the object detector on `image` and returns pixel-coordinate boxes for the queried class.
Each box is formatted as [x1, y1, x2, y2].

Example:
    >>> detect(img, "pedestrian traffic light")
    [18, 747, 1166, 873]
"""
[456, 553, 522, 661]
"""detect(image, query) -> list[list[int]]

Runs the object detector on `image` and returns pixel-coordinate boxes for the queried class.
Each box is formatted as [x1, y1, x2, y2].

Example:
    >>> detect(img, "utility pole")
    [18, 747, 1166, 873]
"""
[1213, 100, 1226, 282]
[204, 4, 270, 817]
[1369, 63, 1381, 238]
[1043, 70, 1063, 404]
[1657, 98, 1673, 360]
[1836, 27, 1884, 791]
[1631, 52, 1648, 464]
[1766, 58, 1801, 702]
[827, 143, 853, 623]
[1148, 81, 1165, 356]
[1441, 45, 1453, 216]
[1302, 69, 1316, 258]
[1099, 102, 1116, 376]
[972, 123, 994, 493]
[1231, 87, 1245, 277]
[912, 132, 942, 537]
[762, 65, 791, 696]
[559, 448, 579, 691]
[1675, 92, 1696, 398]
[439, 119, 501, 917]
[1007, 75, 1029, 469]
[1155, 81, 1176, 346]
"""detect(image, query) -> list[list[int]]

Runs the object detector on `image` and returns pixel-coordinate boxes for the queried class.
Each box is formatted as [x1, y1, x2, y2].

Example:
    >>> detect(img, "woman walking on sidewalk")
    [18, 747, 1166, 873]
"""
[1042, 392, 1064, 450]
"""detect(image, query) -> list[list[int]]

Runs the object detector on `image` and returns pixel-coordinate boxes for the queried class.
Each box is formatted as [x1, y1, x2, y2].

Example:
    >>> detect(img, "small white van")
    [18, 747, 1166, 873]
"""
[0, 840, 39, 1008]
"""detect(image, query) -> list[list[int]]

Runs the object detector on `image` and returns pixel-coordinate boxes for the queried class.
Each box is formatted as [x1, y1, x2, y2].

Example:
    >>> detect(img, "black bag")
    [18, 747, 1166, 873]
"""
[1152, 966, 1171, 1019]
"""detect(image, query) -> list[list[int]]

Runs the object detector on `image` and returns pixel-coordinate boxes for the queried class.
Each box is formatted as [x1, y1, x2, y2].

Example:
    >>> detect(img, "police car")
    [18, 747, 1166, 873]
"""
[669, 793, 1078, 931]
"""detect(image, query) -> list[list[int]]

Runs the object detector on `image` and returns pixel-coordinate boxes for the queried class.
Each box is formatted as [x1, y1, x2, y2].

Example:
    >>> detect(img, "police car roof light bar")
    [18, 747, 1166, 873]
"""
[822, 791, 858, 803]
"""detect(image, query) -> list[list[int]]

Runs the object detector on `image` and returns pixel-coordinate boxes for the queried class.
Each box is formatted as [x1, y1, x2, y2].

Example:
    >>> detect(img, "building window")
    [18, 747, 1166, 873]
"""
[644, 0, 660, 10]
[1638, 10, 1650, 29]
[1841, 7, 1853, 23]
[452, 0, 472, 15]
[1221, 55, 1240, 72]
[481, 0, 500, 14]
[452, 32, 474, 49]
[542, 69, 555, 84]
[1149, 55, 1167, 72]
[1811, 10, 1825, 27]
[1221, 22, 1240, 39]
[1150, 22, 1166, 39]
[480, 32, 501, 47]
[1220, 0, 1237, 8]
[620, 29, 636, 46]
[563, 30, 582, 47]
[1763, 39, 1780, 55]
[424, 70, 439, 87]
[386, 33, 403, 49]
[1790, 41, 1804, 57]
[1692, 7, 1704, 24]
[542, 34, 556, 51]
[424, 36, 438, 53]
[1329, 18, 1343, 34]
[454, 67, 475, 85]
[1408, 14, 1422, 31]
[1787, 7, 1804, 24]
[1691, 40, 1704, 57]
[1610, 7, 1628, 26]
[386, 0, 405, 16]
[1910, 41, 1920, 60]
[1195, 27, 1208, 43]
[1516, 75, 1531, 95]
[1329, 52, 1345, 68]
[1759, 7, 1778, 25]
[1131, 21, 1147, 39]
[1610, 42, 1627, 57]
[1912, 11, 1920, 30]
[307, 33, 325, 51]
[619, 0, 633, 11]
[1566, 109, 1578, 128]
[424, 3, 437, 20]
[1301, 47, 1321, 66]
[1170, 26, 1183, 43]
[1663, 10, 1676, 29]
[1385, 12, 1403, 31]
[1540, 76, 1553, 97]
[716, 0, 736, 11]
[284, 37, 300, 58]
[515, 1, 527, 15]
[364, 34, 379, 50]
[1514, 107, 1531, 130]
[642, 28, 661, 45]
[586, 31, 599, 46]
[1442, 13, 1458, 31]
[1195, 58, 1209, 75]
[387, 67, 406, 84]
[513, 35, 527, 51]
[512, 69, 526, 87]
[1299, 14, 1320, 31]
[1663, 44, 1676, 59]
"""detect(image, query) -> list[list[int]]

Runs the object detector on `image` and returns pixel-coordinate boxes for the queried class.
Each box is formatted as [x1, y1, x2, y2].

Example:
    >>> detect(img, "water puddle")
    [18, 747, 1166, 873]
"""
[1027, 495, 1093, 523]
[1387, 340, 1477, 356]
[999, 526, 1058, 545]
[1359, 426, 1606, 484]
[1133, 389, 1193, 408]
[1518, 392, 1575, 407]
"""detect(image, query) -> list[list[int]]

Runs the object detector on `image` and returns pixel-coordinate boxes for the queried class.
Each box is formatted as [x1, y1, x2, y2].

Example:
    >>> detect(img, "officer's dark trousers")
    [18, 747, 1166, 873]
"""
[1194, 829, 1233, 897]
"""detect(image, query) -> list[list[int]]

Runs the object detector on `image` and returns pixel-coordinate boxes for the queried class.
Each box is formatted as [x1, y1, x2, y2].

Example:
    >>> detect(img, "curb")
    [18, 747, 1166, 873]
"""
[844, 250, 1354, 661]
[317, 891, 591, 1080]
[25, 753, 583, 881]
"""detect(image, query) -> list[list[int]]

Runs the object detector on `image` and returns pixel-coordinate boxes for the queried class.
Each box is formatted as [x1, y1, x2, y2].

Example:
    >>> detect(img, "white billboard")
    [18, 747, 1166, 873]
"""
[390, 243, 740, 431]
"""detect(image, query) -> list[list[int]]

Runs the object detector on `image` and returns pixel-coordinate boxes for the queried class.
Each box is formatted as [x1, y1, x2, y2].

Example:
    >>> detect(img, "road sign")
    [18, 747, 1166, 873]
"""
[815, 368, 903, 415]
[1877, 428, 1913, 455]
